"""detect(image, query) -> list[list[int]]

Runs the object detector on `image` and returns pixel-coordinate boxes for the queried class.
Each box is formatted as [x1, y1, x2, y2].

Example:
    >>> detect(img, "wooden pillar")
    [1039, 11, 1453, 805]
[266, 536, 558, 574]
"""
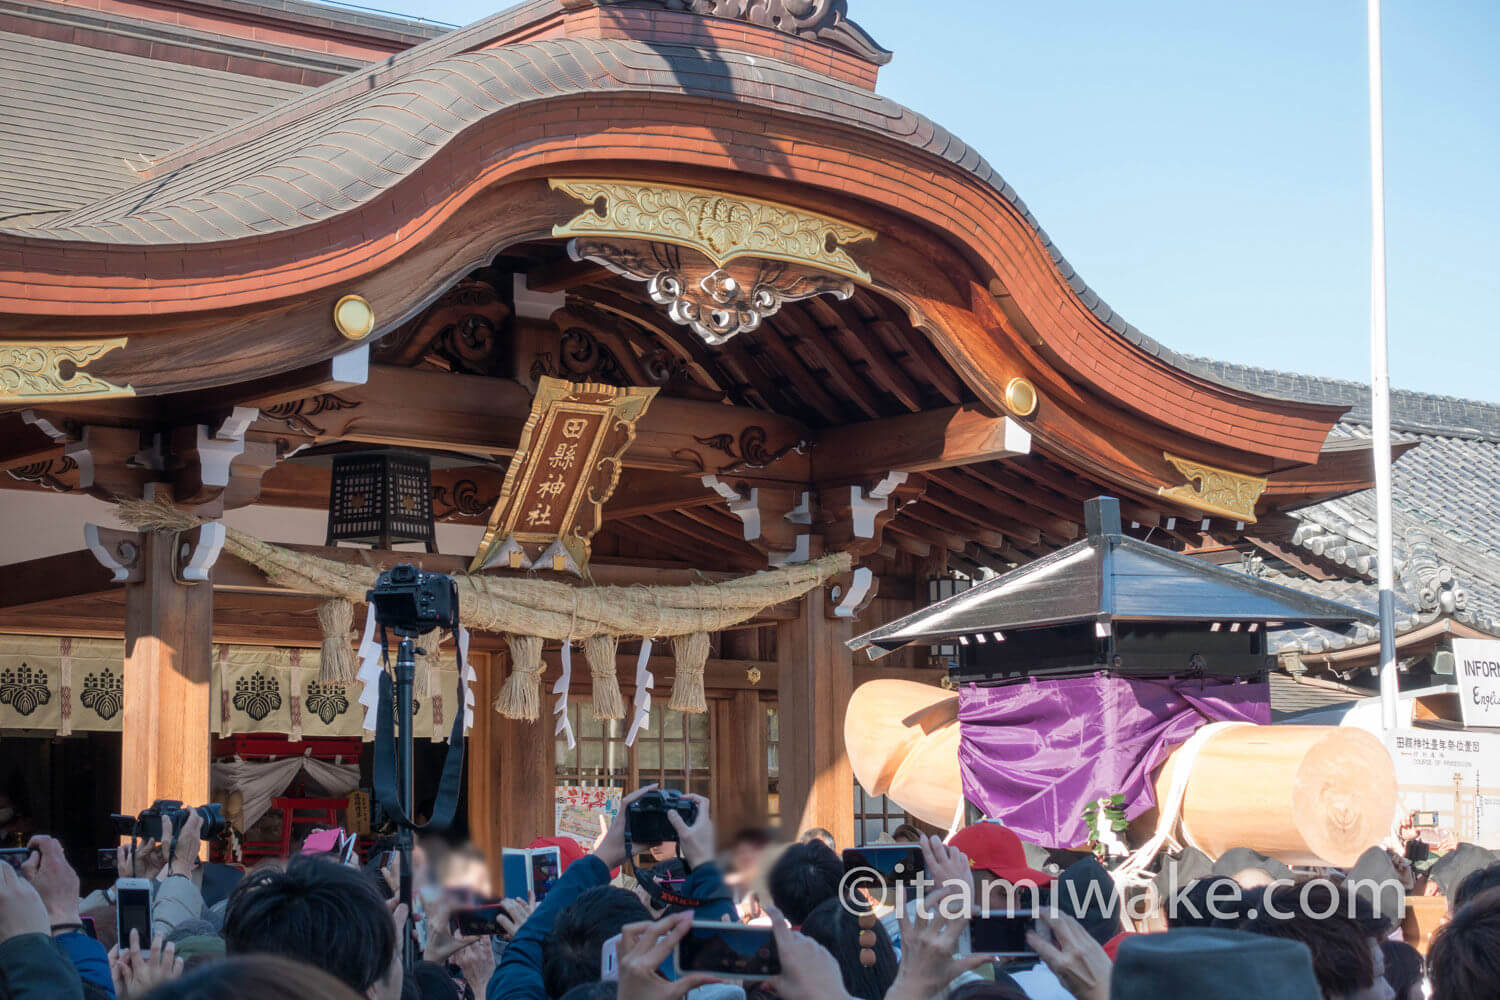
[468, 649, 552, 877]
[711, 690, 768, 840]
[121, 531, 213, 814]
[777, 583, 855, 849]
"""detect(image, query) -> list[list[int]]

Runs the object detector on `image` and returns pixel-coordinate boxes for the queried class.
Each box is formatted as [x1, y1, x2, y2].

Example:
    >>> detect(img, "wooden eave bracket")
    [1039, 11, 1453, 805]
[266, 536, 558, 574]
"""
[83, 524, 142, 583]
[173, 522, 226, 584]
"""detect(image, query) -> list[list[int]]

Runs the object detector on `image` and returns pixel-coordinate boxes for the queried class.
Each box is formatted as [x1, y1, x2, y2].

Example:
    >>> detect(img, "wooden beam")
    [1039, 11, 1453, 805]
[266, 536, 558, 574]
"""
[0, 549, 115, 611]
[813, 406, 1030, 483]
[777, 572, 855, 847]
[121, 531, 213, 815]
[289, 366, 812, 479]
[1245, 535, 1336, 582]
[602, 472, 717, 519]
[712, 689, 769, 837]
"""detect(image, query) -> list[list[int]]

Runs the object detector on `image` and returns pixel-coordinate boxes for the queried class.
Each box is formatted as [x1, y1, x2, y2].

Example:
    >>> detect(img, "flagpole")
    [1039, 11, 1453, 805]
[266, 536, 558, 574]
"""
[1367, 0, 1400, 732]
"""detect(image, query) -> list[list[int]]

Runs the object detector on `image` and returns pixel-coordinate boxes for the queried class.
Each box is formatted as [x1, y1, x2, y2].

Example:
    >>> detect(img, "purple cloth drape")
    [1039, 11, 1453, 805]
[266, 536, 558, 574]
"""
[957, 674, 1270, 848]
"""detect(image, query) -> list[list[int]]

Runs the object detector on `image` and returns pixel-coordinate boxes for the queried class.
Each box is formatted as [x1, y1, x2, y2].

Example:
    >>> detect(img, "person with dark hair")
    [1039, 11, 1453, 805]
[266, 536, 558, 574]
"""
[1054, 858, 1122, 946]
[1428, 887, 1500, 1000]
[407, 960, 460, 1000]
[798, 828, 835, 851]
[766, 841, 843, 927]
[541, 887, 650, 997]
[488, 787, 736, 1000]
[1452, 860, 1500, 912]
[222, 855, 401, 1000]
[1243, 883, 1393, 1000]
[1378, 941, 1422, 1000]
[798, 897, 898, 1000]
[889, 824, 923, 844]
[1168, 876, 1248, 929]
[138, 954, 361, 999]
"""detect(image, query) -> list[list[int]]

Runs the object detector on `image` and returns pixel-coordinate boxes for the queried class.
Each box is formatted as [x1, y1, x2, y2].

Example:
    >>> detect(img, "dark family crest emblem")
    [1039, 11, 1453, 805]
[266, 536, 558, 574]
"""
[232, 672, 282, 722]
[304, 681, 350, 725]
[0, 663, 51, 716]
[81, 667, 123, 721]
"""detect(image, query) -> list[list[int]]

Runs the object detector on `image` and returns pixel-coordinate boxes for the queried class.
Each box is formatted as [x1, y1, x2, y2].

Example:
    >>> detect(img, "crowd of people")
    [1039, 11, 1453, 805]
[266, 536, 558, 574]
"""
[1, 785, 1497, 1000]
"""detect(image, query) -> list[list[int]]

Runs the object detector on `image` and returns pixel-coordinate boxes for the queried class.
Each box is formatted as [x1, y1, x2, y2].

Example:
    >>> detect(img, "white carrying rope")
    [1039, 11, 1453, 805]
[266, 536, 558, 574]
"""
[1110, 721, 1250, 923]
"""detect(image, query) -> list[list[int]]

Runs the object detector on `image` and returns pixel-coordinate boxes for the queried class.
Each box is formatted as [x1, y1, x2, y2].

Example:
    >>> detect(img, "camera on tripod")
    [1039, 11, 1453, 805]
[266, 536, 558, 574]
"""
[111, 801, 227, 842]
[367, 564, 459, 636]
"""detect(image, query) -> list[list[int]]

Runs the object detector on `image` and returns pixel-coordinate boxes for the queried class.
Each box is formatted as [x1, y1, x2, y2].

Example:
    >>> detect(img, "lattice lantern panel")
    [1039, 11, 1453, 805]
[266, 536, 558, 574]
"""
[325, 451, 437, 552]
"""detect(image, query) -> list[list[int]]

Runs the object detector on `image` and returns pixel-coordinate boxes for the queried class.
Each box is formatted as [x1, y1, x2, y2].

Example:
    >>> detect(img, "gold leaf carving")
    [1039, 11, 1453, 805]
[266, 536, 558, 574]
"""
[0, 339, 133, 401]
[551, 179, 875, 282]
[1157, 453, 1267, 522]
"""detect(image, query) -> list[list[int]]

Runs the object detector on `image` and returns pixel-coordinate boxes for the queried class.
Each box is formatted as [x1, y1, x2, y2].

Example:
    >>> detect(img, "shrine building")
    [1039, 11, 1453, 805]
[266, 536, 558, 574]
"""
[0, 0, 1412, 867]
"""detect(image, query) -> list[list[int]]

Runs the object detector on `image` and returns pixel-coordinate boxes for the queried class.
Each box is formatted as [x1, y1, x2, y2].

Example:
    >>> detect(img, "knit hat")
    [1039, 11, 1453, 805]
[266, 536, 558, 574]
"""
[1111, 928, 1321, 1000]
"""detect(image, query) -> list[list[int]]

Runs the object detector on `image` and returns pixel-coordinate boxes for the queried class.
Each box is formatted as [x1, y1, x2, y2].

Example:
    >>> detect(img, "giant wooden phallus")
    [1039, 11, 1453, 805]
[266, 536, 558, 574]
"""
[845, 679, 964, 829]
[846, 679, 1397, 867]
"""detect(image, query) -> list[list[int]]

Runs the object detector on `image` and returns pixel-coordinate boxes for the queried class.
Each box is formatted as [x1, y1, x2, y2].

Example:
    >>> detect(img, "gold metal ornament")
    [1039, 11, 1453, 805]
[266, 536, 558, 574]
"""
[1157, 452, 1268, 522]
[332, 295, 375, 340]
[551, 179, 876, 281]
[0, 339, 133, 401]
[746, 667, 763, 686]
[1004, 376, 1038, 417]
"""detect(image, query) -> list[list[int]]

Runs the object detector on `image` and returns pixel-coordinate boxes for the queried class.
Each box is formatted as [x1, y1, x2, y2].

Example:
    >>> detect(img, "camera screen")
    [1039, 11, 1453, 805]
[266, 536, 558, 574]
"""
[451, 905, 504, 937]
[116, 884, 153, 949]
[842, 846, 926, 888]
[0, 849, 30, 871]
[677, 922, 780, 979]
[530, 849, 561, 901]
[968, 911, 1035, 957]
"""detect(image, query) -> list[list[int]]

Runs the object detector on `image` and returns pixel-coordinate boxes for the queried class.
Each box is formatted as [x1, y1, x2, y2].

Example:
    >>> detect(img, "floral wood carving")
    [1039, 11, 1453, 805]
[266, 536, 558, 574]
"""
[432, 479, 499, 520]
[7, 455, 78, 492]
[693, 426, 808, 474]
[551, 179, 875, 281]
[572, 0, 892, 65]
[261, 393, 359, 436]
[530, 326, 628, 386]
[570, 238, 856, 346]
[1157, 452, 1268, 523]
[0, 339, 134, 401]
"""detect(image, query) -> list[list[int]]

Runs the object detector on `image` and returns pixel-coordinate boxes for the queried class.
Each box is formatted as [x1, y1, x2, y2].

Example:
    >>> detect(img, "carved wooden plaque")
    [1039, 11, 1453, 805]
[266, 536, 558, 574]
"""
[470, 377, 658, 573]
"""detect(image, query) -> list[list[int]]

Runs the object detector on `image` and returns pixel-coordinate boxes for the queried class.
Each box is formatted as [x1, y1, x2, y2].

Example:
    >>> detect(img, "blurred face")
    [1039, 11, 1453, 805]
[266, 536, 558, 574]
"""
[729, 840, 765, 877]
[649, 841, 677, 863]
[442, 855, 492, 897]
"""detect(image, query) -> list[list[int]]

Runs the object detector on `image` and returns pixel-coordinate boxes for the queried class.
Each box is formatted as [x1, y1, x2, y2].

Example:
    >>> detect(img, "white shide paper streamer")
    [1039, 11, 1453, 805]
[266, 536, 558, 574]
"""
[553, 640, 576, 750]
[624, 638, 655, 747]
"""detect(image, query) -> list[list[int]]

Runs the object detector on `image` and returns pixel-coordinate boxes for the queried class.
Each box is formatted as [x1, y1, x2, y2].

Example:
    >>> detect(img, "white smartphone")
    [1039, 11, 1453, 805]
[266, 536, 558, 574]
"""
[115, 878, 153, 949]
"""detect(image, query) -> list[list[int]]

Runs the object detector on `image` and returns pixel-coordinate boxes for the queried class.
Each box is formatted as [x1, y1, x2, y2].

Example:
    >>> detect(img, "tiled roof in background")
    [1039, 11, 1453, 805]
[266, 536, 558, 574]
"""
[0, 29, 309, 225]
[1199, 360, 1500, 656]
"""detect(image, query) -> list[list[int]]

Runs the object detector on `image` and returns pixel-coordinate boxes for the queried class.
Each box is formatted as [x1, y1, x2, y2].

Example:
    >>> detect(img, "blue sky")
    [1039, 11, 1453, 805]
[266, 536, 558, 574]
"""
[392, 0, 1498, 401]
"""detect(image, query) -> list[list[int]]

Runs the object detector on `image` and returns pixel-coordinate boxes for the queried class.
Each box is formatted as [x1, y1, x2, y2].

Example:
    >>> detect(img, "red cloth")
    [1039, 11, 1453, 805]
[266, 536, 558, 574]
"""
[527, 836, 586, 875]
[948, 822, 1055, 887]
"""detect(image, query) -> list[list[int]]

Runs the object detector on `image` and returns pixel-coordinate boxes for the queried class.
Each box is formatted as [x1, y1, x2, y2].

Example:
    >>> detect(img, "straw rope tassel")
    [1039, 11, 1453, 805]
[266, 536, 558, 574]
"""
[316, 598, 357, 682]
[584, 634, 624, 720]
[669, 631, 710, 713]
[497, 635, 544, 721]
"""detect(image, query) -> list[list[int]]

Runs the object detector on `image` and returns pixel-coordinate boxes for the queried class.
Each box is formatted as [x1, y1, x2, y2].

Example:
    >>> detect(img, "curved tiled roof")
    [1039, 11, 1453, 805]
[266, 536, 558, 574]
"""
[0, 26, 1276, 405]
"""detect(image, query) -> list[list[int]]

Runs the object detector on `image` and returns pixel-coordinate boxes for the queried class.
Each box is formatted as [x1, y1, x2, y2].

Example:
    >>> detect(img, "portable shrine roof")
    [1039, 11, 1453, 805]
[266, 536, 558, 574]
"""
[850, 497, 1378, 657]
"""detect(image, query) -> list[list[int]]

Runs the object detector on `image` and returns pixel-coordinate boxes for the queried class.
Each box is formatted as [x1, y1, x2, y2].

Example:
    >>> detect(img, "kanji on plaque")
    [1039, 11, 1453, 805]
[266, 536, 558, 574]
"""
[470, 378, 657, 575]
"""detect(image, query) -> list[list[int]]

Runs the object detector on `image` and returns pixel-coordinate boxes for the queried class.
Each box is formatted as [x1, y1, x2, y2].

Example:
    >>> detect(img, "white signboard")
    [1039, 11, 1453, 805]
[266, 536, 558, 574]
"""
[1452, 638, 1500, 727]
[1384, 728, 1500, 849]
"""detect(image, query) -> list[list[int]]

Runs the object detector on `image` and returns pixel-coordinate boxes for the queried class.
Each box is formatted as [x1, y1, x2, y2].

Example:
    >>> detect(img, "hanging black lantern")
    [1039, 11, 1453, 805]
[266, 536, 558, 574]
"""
[325, 450, 437, 552]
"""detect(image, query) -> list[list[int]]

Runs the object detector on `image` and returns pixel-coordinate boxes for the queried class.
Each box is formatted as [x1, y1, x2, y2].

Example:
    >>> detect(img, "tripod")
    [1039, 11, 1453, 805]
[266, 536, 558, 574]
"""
[391, 631, 419, 972]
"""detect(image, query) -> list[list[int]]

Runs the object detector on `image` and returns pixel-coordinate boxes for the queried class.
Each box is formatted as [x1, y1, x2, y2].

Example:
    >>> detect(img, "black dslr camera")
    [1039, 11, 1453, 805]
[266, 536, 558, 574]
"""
[111, 800, 227, 841]
[367, 564, 459, 636]
[625, 789, 699, 847]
